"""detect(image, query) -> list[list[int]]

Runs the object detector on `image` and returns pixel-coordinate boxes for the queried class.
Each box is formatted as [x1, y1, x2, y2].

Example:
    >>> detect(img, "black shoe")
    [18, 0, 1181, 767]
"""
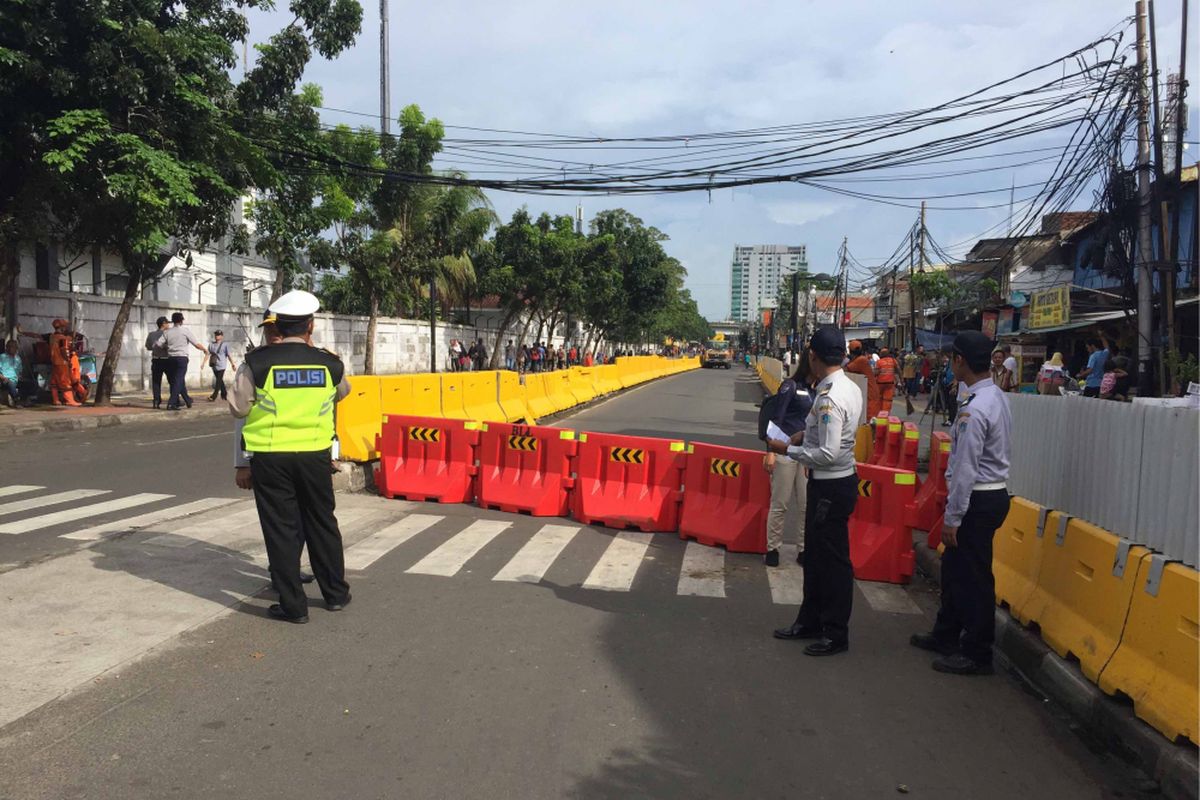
[184, 398, 193, 409]
[207, 394, 217, 402]
[165, 405, 181, 411]
[152, 401, 161, 409]
[267, 604, 308, 624]
[326, 595, 352, 612]
[764, 549, 779, 567]
[803, 638, 849, 657]
[910, 633, 957, 656]
[796, 550, 805, 566]
[773, 623, 823, 640]
[932, 654, 994, 675]
[300, 572, 315, 584]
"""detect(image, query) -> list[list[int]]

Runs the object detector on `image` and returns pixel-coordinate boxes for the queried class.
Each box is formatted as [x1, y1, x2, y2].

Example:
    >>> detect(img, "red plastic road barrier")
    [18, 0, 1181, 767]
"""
[868, 412, 890, 465]
[880, 417, 903, 468]
[571, 431, 687, 532]
[677, 442, 771, 554]
[374, 414, 481, 504]
[906, 431, 951, 543]
[898, 422, 921, 473]
[850, 462, 918, 584]
[476, 421, 578, 517]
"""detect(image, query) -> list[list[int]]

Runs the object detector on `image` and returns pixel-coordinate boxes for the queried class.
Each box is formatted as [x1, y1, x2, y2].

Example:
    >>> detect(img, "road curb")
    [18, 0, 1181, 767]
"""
[912, 541, 1199, 800]
[0, 404, 231, 437]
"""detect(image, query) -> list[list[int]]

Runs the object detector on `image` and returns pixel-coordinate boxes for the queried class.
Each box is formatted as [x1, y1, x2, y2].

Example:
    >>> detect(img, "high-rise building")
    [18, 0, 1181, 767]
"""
[729, 244, 808, 321]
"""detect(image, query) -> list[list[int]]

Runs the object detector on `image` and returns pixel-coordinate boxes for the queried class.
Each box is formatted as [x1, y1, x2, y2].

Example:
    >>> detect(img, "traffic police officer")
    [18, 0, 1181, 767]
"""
[767, 326, 863, 657]
[228, 290, 352, 623]
[911, 330, 1011, 674]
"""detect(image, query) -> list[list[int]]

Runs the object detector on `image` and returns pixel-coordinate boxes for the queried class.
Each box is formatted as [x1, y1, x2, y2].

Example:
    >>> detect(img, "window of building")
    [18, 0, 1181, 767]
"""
[104, 273, 129, 298]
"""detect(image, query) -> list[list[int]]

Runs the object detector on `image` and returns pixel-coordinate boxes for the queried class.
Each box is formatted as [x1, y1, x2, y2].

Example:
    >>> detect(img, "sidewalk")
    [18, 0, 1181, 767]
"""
[0, 394, 231, 437]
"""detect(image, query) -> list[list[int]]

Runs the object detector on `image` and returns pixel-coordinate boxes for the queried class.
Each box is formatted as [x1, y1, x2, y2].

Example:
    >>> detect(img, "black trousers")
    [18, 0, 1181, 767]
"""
[167, 356, 191, 408]
[210, 367, 227, 399]
[794, 474, 859, 644]
[151, 358, 169, 404]
[251, 450, 351, 617]
[932, 490, 1012, 663]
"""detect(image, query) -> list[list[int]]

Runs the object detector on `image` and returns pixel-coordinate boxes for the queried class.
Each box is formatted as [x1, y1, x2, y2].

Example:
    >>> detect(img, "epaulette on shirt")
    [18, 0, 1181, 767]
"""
[819, 386, 832, 396]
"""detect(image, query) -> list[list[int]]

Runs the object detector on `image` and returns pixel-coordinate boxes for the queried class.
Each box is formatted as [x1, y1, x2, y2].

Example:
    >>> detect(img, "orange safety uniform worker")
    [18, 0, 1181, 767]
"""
[875, 347, 898, 414]
[48, 319, 84, 406]
[844, 340, 880, 419]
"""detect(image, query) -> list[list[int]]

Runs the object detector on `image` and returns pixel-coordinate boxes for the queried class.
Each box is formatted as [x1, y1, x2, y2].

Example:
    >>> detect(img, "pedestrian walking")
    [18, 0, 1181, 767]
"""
[203, 330, 236, 401]
[504, 340, 515, 371]
[1036, 353, 1066, 396]
[145, 316, 171, 409]
[761, 352, 814, 568]
[471, 338, 487, 371]
[845, 340, 880, 419]
[228, 290, 352, 624]
[163, 312, 206, 410]
[875, 346, 898, 413]
[911, 331, 1012, 675]
[902, 349, 919, 397]
[1077, 337, 1108, 397]
[1001, 346, 1018, 392]
[989, 348, 1014, 393]
[0, 340, 24, 407]
[767, 326, 862, 657]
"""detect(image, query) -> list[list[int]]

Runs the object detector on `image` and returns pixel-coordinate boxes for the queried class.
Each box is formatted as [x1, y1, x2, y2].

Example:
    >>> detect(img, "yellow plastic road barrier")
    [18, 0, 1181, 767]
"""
[379, 375, 414, 416]
[462, 370, 506, 422]
[335, 375, 382, 462]
[498, 371, 532, 423]
[439, 373, 469, 419]
[409, 373, 441, 417]
[567, 367, 597, 404]
[1021, 515, 1150, 682]
[854, 424, 873, 463]
[522, 373, 555, 419]
[547, 370, 575, 412]
[1099, 555, 1199, 745]
[595, 364, 622, 394]
[992, 497, 1047, 623]
[615, 357, 641, 388]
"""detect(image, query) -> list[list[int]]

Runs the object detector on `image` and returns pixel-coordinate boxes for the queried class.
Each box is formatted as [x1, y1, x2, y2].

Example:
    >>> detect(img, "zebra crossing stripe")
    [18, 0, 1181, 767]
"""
[406, 519, 510, 577]
[61, 497, 230, 541]
[582, 531, 652, 591]
[0, 485, 44, 499]
[145, 504, 261, 547]
[767, 544, 805, 605]
[0, 489, 110, 518]
[0, 493, 172, 535]
[677, 541, 726, 598]
[493, 524, 579, 583]
[344, 514, 444, 571]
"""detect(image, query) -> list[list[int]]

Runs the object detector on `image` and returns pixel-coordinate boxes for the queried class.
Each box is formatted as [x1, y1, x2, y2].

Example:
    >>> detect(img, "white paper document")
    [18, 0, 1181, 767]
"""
[765, 421, 791, 444]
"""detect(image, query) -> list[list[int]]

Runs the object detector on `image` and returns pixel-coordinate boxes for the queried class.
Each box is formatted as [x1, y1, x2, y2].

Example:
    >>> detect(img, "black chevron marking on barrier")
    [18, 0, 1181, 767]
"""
[409, 427, 441, 442]
[709, 458, 741, 477]
[507, 435, 538, 451]
[858, 479, 873, 497]
[610, 447, 645, 464]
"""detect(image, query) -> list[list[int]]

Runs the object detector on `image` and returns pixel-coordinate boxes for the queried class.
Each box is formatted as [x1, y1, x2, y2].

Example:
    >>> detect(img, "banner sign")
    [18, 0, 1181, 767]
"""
[1028, 285, 1070, 329]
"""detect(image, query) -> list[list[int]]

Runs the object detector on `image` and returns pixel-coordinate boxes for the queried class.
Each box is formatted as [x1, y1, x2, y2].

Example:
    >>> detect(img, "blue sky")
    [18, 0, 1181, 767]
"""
[248, 1, 1195, 319]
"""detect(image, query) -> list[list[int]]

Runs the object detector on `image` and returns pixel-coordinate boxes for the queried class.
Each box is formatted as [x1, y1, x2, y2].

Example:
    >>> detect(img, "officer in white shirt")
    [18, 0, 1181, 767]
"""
[911, 331, 1012, 675]
[766, 326, 863, 657]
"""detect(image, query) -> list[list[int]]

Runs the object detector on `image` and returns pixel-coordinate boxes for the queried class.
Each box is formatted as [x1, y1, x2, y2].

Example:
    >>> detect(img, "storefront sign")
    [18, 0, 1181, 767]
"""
[1028, 285, 1070, 329]
[981, 311, 998, 339]
[998, 307, 1015, 335]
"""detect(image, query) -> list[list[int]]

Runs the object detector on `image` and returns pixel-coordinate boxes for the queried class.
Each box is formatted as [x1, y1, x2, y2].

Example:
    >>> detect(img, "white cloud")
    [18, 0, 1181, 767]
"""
[762, 200, 847, 227]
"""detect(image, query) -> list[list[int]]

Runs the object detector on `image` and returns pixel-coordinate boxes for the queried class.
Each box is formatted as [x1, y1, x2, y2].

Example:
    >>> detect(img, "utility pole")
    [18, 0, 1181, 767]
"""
[908, 228, 916, 351]
[1165, 0, 1189, 387]
[1135, 0, 1157, 396]
[790, 270, 799, 351]
[914, 202, 926, 349]
[379, 0, 391, 136]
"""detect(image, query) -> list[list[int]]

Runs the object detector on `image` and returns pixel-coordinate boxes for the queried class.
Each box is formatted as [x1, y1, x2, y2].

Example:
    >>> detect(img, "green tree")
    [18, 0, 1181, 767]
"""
[0, 0, 363, 403]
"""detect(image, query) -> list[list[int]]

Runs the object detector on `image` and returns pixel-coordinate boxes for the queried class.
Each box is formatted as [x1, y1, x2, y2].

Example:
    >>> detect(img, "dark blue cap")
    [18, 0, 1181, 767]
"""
[809, 325, 846, 359]
[952, 331, 994, 364]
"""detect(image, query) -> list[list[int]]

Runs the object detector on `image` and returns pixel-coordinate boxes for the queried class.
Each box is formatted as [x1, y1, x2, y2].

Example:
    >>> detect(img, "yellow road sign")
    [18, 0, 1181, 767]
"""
[409, 427, 441, 442]
[610, 447, 645, 464]
[858, 479, 873, 497]
[710, 458, 741, 477]
[507, 435, 538, 451]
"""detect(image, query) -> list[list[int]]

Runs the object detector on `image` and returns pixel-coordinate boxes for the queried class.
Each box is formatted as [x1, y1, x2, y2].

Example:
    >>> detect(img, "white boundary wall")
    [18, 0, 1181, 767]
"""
[1008, 393, 1198, 567]
[15, 290, 568, 395]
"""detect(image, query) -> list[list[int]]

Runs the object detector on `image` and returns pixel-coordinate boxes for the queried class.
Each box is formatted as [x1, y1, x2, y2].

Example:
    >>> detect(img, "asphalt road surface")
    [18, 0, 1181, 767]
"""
[0, 366, 1155, 799]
